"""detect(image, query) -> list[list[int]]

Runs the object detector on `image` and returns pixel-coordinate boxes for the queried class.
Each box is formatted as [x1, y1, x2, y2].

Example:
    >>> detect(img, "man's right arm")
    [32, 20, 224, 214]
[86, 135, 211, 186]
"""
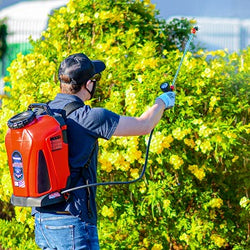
[113, 91, 176, 137]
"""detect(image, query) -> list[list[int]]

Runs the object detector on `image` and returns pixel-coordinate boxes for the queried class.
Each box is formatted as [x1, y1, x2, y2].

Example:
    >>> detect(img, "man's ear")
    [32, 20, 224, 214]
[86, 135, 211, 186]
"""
[85, 80, 93, 90]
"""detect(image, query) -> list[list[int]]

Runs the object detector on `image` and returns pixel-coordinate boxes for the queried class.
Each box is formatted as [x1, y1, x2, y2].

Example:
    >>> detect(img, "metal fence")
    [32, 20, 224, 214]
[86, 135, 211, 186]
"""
[0, 17, 46, 95]
[1, 17, 46, 72]
[194, 17, 250, 52]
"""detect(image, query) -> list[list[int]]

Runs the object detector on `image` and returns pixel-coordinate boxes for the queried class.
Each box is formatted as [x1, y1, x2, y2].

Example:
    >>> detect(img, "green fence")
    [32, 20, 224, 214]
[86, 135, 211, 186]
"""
[1, 42, 33, 77]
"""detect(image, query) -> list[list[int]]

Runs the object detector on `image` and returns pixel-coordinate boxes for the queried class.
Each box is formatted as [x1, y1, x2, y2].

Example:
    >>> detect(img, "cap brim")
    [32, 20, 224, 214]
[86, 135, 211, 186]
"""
[92, 60, 106, 74]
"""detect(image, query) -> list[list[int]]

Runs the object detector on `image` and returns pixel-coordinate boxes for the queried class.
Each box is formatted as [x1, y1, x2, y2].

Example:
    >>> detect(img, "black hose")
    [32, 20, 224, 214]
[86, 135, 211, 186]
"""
[61, 128, 154, 193]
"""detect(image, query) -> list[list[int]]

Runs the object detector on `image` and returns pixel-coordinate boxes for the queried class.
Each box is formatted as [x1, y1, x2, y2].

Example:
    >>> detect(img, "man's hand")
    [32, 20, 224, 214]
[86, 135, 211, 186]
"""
[156, 91, 176, 109]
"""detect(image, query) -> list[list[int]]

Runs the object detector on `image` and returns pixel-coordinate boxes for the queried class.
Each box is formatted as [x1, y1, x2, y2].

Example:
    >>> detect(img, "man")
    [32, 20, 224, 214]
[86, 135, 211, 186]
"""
[34, 53, 175, 249]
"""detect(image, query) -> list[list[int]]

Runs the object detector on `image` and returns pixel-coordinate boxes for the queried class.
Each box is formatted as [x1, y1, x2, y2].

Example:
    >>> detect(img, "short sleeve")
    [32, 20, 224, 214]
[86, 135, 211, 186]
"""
[76, 107, 120, 140]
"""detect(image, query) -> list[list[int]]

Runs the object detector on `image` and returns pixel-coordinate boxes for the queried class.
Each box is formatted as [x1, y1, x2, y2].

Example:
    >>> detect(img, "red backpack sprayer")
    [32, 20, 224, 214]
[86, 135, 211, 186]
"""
[5, 27, 198, 207]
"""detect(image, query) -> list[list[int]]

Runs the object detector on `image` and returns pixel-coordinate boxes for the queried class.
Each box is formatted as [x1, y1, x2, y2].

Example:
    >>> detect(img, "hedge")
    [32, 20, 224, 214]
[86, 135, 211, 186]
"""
[0, 0, 249, 249]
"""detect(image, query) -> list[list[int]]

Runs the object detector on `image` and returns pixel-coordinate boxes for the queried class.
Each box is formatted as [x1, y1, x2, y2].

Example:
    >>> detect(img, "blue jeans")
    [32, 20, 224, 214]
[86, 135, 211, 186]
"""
[35, 212, 100, 250]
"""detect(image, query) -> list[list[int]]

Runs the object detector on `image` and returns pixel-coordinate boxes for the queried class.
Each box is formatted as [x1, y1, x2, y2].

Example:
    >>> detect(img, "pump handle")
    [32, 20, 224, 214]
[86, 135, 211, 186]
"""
[28, 103, 54, 116]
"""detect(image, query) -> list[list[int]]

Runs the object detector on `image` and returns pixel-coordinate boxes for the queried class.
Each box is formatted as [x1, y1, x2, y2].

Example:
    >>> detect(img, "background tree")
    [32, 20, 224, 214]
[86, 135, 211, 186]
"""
[0, 18, 7, 60]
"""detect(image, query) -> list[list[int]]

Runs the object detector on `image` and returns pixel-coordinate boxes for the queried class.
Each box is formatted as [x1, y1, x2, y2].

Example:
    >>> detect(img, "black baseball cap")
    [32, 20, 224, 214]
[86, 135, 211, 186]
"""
[58, 53, 106, 85]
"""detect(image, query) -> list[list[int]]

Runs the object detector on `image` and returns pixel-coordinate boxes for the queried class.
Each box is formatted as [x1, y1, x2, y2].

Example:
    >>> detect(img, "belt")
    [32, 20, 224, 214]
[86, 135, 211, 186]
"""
[55, 211, 71, 215]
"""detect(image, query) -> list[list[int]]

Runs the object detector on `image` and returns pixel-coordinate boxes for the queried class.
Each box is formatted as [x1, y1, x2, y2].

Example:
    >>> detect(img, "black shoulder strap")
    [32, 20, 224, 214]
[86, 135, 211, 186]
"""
[62, 100, 97, 170]
[63, 101, 85, 117]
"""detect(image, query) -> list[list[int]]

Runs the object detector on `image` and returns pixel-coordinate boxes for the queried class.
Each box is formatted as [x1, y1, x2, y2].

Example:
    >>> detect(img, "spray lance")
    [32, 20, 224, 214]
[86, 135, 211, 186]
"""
[62, 26, 198, 193]
[160, 26, 198, 93]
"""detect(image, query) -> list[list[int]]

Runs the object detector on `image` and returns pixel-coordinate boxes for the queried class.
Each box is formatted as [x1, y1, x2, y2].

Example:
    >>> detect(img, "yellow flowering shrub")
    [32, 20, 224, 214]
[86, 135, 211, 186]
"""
[0, 0, 249, 249]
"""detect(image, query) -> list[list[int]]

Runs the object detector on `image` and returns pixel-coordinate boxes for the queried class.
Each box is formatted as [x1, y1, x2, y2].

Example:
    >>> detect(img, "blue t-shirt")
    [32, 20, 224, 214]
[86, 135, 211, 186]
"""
[33, 93, 120, 225]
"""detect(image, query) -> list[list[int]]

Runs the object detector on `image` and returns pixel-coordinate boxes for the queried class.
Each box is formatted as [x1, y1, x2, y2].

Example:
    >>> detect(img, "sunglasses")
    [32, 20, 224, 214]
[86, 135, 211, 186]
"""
[90, 73, 101, 82]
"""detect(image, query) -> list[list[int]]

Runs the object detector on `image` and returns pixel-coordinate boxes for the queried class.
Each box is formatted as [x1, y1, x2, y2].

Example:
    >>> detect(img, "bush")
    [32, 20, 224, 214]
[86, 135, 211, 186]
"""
[0, 218, 38, 250]
[0, 0, 249, 249]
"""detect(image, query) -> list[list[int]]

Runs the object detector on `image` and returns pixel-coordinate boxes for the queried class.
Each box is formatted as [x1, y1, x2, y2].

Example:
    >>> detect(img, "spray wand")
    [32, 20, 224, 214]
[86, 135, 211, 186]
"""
[160, 26, 198, 93]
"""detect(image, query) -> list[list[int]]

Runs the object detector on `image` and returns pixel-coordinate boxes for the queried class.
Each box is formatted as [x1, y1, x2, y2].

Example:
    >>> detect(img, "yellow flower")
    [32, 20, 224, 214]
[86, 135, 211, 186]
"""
[210, 96, 219, 108]
[69, 19, 77, 28]
[169, 155, 184, 169]
[192, 119, 203, 125]
[53, 40, 62, 52]
[190, 19, 197, 24]
[232, 155, 239, 162]
[67, 2, 76, 14]
[201, 67, 215, 78]
[15, 207, 30, 224]
[59, 6, 67, 14]
[223, 131, 237, 139]
[149, 131, 167, 154]
[130, 168, 139, 179]
[99, 139, 109, 149]
[152, 243, 163, 250]
[139, 182, 147, 194]
[101, 205, 114, 218]
[211, 234, 226, 247]
[125, 86, 137, 115]
[215, 135, 222, 142]
[199, 125, 213, 137]
[188, 165, 206, 181]
[239, 197, 249, 208]
[209, 210, 217, 219]
[143, 238, 150, 248]
[187, 97, 193, 106]
[163, 199, 171, 210]
[144, 0, 151, 5]
[156, 157, 162, 164]
[117, 159, 130, 172]
[100, 162, 113, 173]
[180, 233, 190, 244]
[172, 127, 183, 140]
[184, 138, 196, 148]
[215, 107, 221, 115]
[200, 140, 212, 153]
[79, 13, 91, 24]
[216, 50, 227, 57]
[99, 153, 113, 172]
[172, 127, 189, 140]
[165, 134, 174, 144]
[209, 198, 223, 208]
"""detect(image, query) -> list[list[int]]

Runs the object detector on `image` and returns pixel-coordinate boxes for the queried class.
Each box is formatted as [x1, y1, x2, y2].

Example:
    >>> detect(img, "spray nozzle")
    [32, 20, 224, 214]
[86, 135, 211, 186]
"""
[160, 82, 174, 92]
[191, 26, 199, 34]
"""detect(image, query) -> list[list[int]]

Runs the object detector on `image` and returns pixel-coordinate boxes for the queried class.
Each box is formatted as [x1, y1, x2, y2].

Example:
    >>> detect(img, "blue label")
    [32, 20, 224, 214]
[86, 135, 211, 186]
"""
[12, 151, 25, 188]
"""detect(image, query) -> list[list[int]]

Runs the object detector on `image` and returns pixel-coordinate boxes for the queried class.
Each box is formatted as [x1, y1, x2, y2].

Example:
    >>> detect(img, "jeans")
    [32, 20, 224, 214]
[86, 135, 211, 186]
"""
[35, 212, 100, 250]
